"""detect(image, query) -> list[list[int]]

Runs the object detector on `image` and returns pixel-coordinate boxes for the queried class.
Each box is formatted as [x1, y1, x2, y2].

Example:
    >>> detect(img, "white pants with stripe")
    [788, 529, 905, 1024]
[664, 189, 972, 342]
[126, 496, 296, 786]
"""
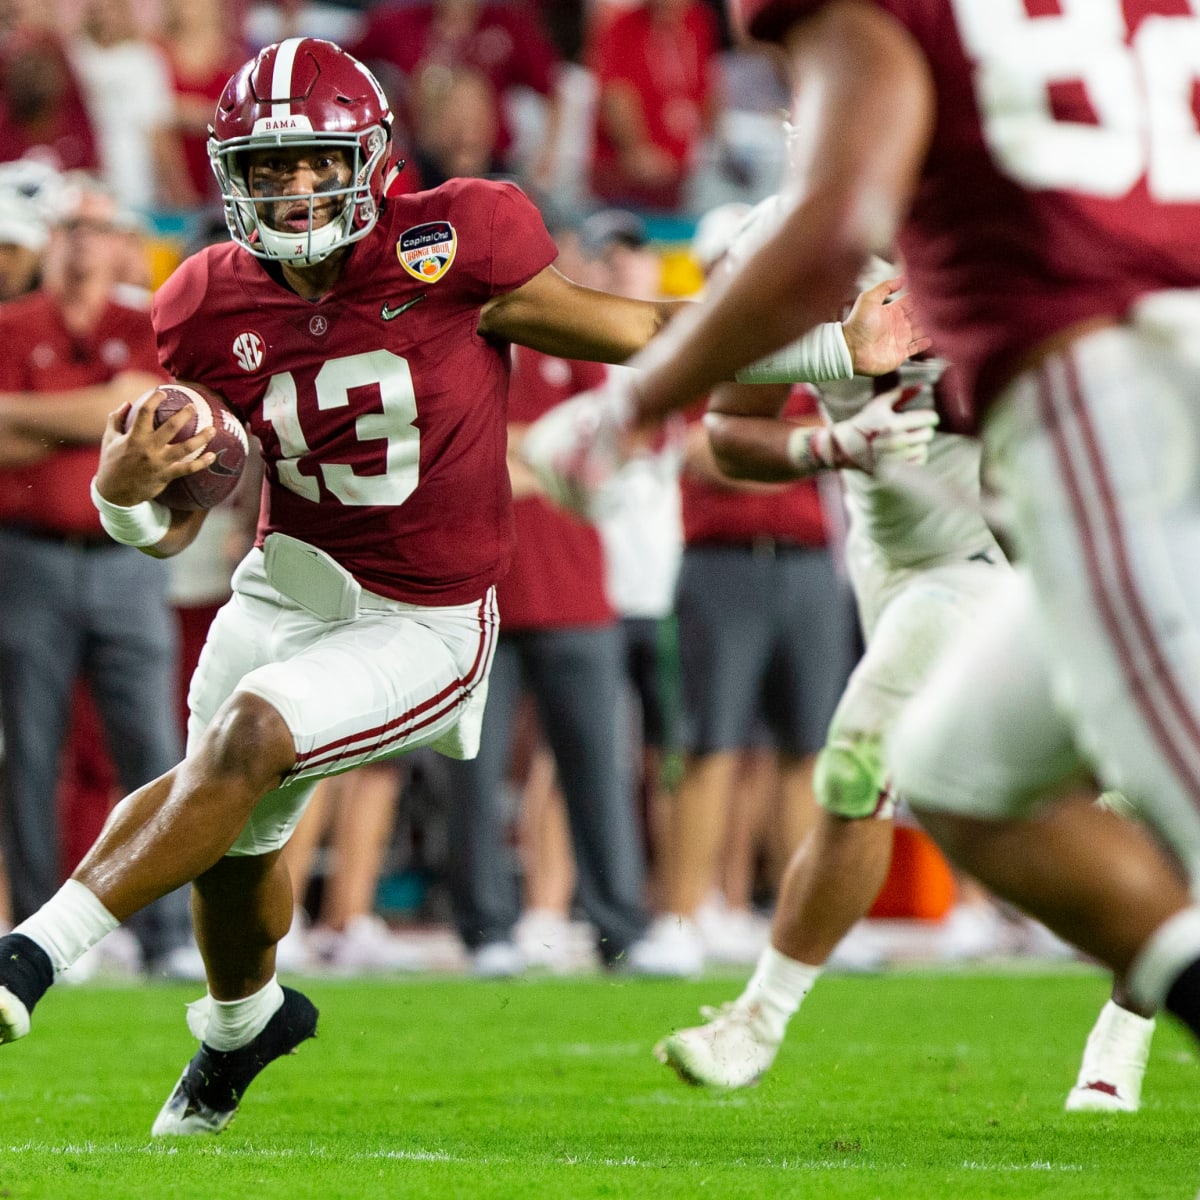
[891, 297, 1200, 883]
[187, 549, 498, 855]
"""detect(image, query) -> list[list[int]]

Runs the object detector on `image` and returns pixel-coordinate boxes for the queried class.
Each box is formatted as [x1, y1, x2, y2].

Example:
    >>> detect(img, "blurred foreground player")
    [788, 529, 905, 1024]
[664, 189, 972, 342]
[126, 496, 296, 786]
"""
[525, 0, 1200, 1070]
[0, 36, 692, 1134]
[652, 202, 1157, 1111]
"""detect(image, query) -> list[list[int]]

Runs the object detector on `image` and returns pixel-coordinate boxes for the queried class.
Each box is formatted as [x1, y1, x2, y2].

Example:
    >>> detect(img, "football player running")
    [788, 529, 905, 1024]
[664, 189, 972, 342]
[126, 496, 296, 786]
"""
[0, 37, 924, 1135]
[649, 198, 1159, 1112]
[523, 0, 1200, 1074]
[0, 37, 687, 1134]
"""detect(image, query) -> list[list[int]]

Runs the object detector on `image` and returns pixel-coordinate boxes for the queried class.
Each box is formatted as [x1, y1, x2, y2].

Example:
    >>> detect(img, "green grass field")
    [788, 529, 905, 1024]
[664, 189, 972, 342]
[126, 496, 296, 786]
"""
[0, 965, 1195, 1199]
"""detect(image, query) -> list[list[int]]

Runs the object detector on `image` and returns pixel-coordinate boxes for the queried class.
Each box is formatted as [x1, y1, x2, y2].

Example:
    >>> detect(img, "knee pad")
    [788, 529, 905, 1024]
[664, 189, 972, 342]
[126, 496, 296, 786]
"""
[814, 733, 888, 819]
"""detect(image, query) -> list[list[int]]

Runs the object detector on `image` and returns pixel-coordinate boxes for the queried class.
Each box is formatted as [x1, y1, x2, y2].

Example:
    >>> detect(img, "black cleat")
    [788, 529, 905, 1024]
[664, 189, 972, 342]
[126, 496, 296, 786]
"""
[0, 933, 54, 1044]
[151, 986, 318, 1136]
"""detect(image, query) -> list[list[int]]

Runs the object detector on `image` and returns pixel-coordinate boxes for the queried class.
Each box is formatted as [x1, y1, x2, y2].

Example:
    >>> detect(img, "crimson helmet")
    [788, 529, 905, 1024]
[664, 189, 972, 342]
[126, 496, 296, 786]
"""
[209, 38, 393, 265]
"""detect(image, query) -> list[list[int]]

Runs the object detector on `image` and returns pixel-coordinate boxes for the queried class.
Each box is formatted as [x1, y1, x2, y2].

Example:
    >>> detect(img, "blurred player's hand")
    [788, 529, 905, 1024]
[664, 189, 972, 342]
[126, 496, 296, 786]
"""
[520, 373, 637, 516]
[841, 278, 932, 376]
[812, 386, 938, 473]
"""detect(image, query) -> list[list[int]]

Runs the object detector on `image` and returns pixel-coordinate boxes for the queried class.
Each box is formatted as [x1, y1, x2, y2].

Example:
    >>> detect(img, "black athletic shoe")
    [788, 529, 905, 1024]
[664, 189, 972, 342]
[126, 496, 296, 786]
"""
[151, 986, 318, 1136]
[0, 933, 54, 1043]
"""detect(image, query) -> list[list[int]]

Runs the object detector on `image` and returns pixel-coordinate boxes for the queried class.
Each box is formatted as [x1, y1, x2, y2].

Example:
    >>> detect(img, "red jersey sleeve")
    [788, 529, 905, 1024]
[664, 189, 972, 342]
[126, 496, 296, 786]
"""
[151, 251, 211, 382]
[481, 180, 557, 297]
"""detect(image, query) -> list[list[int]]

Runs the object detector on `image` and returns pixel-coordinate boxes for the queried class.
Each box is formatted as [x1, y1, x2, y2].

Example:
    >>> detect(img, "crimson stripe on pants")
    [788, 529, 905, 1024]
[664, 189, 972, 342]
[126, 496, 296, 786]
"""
[1038, 353, 1200, 804]
[289, 591, 498, 775]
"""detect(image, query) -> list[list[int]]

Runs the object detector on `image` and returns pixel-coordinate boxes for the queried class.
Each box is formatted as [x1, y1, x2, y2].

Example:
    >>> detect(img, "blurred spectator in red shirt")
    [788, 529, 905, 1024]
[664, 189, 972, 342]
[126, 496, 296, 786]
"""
[350, 0, 562, 187]
[0, 0, 99, 171]
[158, 0, 247, 208]
[587, 0, 721, 213]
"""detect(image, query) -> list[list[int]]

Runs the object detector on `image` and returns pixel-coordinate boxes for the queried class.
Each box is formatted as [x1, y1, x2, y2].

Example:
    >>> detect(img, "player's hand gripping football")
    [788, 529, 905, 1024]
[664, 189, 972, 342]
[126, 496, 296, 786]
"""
[810, 386, 939, 473]
[93, 389, 215, 507]
[520, 372, 637, 517]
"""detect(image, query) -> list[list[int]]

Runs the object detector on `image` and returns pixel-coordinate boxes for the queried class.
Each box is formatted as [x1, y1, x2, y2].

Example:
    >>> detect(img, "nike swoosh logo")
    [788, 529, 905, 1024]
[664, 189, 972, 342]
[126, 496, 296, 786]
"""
[381, 294, 426, 320]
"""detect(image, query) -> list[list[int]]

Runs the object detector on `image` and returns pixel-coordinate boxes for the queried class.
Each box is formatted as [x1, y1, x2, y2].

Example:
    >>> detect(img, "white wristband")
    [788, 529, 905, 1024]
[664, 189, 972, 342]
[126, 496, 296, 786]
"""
[90, 478, 171, 548]
[735, 323, 853, 384]
[785, 426, 823, 474]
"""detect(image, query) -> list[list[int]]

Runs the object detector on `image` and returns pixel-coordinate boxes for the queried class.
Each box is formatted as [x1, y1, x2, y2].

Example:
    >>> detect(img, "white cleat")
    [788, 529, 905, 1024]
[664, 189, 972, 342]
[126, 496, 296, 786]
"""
[1065, 1000, 1155, 1113]
[696, 903, 770, 967]
[275, 906, 320, 974]
[937, 902, 1011, 963]
[0, 985, 30, 1043]
[471, 941, 527, 979]
[625, 916, 706, 978]
[324, 915, 431, 975]
[152, 1077, 238, 1136]
[655, 1001, 781, 1088]
[514, 909, 595, 973]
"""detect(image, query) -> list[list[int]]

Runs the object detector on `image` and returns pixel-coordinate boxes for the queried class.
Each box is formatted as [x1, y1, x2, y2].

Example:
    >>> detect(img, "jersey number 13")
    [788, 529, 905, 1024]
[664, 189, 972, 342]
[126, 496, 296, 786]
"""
[262, 350, 421, 506]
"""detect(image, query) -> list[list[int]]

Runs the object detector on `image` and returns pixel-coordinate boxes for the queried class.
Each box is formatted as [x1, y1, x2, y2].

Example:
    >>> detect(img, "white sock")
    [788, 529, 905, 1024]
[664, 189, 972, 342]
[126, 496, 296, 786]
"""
[741, 945, 822, 1040]
[1127, 905, 1200, 1011]
[15, 880, 119, 977]
[1085, 999, 1155, 1056]
[187, 976, 285, 1051]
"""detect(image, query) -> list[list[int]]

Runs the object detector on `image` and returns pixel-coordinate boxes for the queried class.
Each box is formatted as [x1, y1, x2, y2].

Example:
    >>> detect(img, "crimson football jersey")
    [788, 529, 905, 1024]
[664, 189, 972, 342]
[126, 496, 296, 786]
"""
[153, 179, 557, 605]
[736, 0, 1200, 423]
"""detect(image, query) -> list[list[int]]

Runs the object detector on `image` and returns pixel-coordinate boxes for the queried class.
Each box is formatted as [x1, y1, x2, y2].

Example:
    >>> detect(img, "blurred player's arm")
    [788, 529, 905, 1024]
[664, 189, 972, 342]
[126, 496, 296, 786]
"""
[682, 383, 801, 490]
[629, 3, 934, 425]
[0, 370, 165, 444]
[705, 380, 935, 479]
[0, 423, 53, 466]
[736, 276, 927, 383]
[507, 423, 546, 499]
[478, 264, 690, 363]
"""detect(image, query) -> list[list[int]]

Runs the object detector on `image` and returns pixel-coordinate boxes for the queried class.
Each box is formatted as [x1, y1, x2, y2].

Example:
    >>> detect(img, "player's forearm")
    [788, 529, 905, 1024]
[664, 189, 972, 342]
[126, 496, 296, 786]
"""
[702, 411, 824, 482]
[140, 509, 209, 559]
[0, 423, 53, 466]
[734, 323, 853, 385]
[507, 292, 689, 364]
[507, 424, 545, 499]
[629, 192, 865, 427]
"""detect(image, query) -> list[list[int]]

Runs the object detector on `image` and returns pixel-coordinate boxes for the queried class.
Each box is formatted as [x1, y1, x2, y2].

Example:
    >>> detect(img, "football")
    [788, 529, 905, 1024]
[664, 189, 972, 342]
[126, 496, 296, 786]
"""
[125, 382, 249, 511]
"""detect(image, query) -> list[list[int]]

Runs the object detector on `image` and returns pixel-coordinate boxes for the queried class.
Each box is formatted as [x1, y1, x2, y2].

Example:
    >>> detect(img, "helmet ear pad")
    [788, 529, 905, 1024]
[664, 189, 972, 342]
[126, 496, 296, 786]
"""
[208, 38, 394, 265]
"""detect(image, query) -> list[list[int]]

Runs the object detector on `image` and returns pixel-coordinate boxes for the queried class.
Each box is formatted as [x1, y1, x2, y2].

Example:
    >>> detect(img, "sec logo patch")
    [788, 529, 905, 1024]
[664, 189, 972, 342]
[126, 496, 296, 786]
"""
[397, 221, 457, 283]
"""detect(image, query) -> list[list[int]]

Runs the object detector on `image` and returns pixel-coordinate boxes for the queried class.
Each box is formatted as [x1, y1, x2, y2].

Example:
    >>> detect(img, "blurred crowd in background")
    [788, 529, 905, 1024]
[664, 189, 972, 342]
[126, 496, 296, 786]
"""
[0, 0, 793, 251]
[0, 1, 1065, 985]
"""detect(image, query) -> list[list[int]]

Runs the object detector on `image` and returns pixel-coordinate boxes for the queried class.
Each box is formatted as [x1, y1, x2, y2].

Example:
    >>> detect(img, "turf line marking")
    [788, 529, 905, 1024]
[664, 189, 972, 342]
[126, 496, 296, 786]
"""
[961, 1161, 1083, 1173]
[1, 1143, 464, 1164]
[0, 1145, 1089, 1174]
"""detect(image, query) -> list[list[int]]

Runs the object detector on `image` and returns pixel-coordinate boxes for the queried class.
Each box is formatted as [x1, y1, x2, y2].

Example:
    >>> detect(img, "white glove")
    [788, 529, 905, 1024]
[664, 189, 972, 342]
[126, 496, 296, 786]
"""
[520, 374, 636, 516]
[797, 386, 939, 473]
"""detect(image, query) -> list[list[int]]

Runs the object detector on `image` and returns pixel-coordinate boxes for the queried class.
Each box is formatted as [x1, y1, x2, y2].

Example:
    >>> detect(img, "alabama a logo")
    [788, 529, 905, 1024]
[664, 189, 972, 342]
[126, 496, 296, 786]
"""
[232, 331, 265, 373]
[397, 221, 457, 283]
